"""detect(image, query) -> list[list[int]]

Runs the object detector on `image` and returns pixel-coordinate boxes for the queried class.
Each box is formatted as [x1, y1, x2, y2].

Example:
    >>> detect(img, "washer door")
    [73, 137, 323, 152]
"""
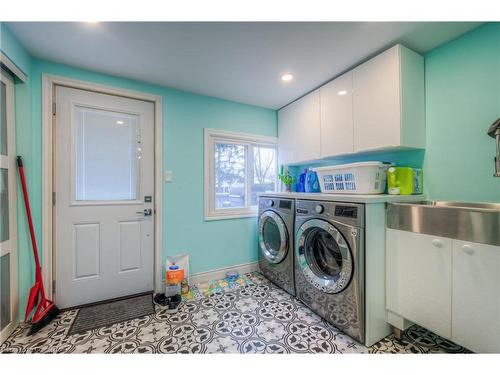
[296, 219, 353, 294]
[259, 210, 289, 264]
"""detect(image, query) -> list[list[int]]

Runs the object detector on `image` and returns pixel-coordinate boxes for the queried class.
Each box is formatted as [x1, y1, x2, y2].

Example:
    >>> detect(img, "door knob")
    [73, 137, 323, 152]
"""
[136, 208, 152, 216]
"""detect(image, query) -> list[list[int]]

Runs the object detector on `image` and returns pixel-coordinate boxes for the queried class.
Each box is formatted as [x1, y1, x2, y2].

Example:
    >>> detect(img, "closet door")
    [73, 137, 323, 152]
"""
[0, 69, 18, 344]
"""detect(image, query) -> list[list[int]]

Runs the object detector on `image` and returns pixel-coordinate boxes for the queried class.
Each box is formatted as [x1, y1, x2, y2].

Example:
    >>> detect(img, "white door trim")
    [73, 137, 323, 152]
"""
[42, 74, 164, 301]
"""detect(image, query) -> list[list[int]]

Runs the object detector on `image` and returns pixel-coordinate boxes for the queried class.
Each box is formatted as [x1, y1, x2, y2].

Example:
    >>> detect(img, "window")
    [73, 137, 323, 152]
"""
[205, 129, 278, 220]
[74, 106, 140, 202]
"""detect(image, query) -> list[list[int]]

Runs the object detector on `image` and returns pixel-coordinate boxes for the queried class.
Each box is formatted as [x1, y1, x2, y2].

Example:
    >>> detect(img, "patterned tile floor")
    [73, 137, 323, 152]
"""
[0, 272, 470, 354]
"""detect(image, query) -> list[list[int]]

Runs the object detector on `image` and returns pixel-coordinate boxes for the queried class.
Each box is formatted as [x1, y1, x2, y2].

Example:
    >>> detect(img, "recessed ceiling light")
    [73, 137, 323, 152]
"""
[337, 90, 348, 96]
[116, 120, 124, 125]
[281, 73, 293, 82]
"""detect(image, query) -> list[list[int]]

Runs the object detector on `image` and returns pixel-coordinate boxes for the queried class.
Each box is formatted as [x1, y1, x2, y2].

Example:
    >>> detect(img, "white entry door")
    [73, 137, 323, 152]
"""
[1, 69, 18, 344]
[55, 86, 155, 309]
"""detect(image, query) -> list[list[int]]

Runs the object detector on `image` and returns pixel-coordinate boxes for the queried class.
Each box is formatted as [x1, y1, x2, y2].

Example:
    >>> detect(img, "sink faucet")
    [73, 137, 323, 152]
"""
[488, 118, 500, 177]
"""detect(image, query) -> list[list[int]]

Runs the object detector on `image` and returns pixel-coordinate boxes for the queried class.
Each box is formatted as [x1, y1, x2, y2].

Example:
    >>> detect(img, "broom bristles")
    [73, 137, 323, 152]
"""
[29, 305, 60, 335]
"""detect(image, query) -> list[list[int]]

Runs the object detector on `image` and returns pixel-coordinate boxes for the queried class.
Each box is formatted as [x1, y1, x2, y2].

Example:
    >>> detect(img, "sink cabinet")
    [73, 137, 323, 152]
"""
[452, 240, 500, 353]
[386, 229, 452, 339]
[386, 228, 500, 352]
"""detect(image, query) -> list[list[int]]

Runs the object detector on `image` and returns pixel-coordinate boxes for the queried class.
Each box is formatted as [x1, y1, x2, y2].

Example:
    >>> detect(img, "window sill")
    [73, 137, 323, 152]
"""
[204, 209, 258, 221]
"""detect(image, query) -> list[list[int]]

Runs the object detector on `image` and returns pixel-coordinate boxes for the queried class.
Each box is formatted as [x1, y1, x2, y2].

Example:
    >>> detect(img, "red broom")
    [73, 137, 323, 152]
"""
[17, 156, 59, 334]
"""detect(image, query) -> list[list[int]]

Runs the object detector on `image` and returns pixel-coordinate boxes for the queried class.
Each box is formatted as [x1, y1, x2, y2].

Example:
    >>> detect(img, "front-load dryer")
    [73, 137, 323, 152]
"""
[258, 196, 295, 296]
[295, 199, 365, 343]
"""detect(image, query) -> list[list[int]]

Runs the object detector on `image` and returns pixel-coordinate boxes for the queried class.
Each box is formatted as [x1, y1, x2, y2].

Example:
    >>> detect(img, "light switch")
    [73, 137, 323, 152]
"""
[164, 170, 173, 183]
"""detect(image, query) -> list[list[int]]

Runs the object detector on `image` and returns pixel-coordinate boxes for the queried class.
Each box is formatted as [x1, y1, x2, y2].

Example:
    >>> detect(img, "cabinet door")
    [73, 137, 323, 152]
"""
[319, 71, 354, 157]
[353, 45, 401, 152]
[386, 229, 452, 338]
[278, 89, 320, 165]
[277, 101, 297, 165]
[452, 240, 500, 353]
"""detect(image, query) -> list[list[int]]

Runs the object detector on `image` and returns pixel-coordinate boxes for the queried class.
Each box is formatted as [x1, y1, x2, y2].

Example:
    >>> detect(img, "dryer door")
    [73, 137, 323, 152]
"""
[296, 219, 353, 294]
[259, 210, 289, 264]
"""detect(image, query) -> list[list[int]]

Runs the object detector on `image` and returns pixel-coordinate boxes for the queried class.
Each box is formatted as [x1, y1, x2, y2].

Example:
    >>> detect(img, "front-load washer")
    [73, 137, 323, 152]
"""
[295, 199, 365, 343]
[258, 196, 295, 296]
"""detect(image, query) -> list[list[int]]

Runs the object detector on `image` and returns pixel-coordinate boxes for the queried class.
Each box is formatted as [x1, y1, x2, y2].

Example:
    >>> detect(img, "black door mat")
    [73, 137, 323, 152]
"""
[67, 294, 155, 336]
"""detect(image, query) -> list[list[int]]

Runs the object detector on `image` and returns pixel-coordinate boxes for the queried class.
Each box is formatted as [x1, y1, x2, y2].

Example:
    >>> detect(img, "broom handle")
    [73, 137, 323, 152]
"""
[17, 156, 43, 276]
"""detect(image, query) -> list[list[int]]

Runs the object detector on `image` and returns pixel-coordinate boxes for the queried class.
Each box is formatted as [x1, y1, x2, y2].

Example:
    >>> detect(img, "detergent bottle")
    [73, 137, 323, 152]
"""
[296, 169, 307, 192]
[305, 168, 321, 193]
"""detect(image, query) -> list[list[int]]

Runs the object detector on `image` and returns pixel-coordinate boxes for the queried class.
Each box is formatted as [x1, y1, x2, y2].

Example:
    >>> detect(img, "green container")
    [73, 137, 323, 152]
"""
[387, 167, 423, 195]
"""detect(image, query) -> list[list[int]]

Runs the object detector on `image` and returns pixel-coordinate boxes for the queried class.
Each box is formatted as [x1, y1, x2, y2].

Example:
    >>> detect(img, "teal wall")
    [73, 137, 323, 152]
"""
[424, 22, 500, 202]
[2, 24, 277, 320]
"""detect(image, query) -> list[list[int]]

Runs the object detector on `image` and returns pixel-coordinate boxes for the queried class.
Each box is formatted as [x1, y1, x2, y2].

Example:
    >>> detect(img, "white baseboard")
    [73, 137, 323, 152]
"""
[189, 261, 259, 285]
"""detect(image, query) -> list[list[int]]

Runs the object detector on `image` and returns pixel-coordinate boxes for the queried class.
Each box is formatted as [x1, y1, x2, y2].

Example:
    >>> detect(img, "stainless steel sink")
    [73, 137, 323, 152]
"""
[387, 201, 500, 246]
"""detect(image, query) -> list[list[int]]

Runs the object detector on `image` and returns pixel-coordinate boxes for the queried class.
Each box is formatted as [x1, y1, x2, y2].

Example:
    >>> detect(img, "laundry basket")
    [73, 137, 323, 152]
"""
[313, 162, 392, 194]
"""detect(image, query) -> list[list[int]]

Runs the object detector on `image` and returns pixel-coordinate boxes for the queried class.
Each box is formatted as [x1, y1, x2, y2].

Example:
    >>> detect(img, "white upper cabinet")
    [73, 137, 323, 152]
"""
[278, 89, 321, 165]
[278, 44, 425, 165]
[319, 71, 354, 157]
[352, 45, 425, 152]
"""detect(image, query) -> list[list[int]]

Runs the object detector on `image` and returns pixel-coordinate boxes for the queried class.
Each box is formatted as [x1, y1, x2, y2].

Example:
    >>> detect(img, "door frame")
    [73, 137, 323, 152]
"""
[41, 74, 163, 301]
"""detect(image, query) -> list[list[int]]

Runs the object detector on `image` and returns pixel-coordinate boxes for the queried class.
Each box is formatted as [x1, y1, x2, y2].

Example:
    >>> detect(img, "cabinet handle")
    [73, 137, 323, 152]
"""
[462, 244, 475, 255]
[432, 239, 443, 248]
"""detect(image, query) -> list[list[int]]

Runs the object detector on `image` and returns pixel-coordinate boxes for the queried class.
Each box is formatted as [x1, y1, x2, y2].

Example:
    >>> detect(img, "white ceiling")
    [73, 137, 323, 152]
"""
[7, 22, 482, 109]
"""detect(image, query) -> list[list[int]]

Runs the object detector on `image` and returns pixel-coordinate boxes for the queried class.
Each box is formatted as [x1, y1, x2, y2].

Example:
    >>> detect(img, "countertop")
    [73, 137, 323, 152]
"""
[258, 192, 426, 204]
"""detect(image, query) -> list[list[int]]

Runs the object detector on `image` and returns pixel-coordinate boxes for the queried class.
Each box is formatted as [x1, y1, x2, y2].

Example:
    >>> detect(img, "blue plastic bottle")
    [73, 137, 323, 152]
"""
[296, 169, 307, 192]
[305, 169, 321, 193]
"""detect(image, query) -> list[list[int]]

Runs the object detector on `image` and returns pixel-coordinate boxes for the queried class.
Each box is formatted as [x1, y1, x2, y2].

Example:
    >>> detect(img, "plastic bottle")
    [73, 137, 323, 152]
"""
[296, 169, 307, 192]
[305, 168, 321, 193]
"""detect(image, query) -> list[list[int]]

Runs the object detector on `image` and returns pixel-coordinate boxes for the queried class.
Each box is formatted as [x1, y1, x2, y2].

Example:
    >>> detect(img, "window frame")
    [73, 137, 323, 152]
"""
[204, 128, 278, 221]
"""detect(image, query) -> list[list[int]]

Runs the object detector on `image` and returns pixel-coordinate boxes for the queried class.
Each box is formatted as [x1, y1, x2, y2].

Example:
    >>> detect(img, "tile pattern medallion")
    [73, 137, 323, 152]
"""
[0, 272, 470, 354]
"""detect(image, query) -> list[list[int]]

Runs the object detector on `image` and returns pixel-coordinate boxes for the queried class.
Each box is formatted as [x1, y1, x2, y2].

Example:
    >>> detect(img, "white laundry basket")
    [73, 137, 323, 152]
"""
[313, 162, 392, 194]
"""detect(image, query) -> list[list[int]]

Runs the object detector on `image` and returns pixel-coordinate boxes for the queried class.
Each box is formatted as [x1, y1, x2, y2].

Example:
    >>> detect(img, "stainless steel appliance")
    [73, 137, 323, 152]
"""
[295, 200, 365, 343]
[387, 200, 500, 246]
[258, 196, 295, 296]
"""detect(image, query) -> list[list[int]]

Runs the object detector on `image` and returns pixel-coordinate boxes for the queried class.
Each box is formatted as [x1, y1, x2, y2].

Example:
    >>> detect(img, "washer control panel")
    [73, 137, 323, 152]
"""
[295, 200, 364, 228]
[315, 204, 324, 214]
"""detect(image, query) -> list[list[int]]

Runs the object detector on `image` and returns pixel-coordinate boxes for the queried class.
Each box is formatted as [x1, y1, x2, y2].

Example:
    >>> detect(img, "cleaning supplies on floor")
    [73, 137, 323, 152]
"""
[166, 264, 184, 297]
[166, 254, 190, 283]
[305, 168, 321, 193]
[225, 271, 239, 282]
[166, 254, 190, 298]
[387, 167, 423, 195]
